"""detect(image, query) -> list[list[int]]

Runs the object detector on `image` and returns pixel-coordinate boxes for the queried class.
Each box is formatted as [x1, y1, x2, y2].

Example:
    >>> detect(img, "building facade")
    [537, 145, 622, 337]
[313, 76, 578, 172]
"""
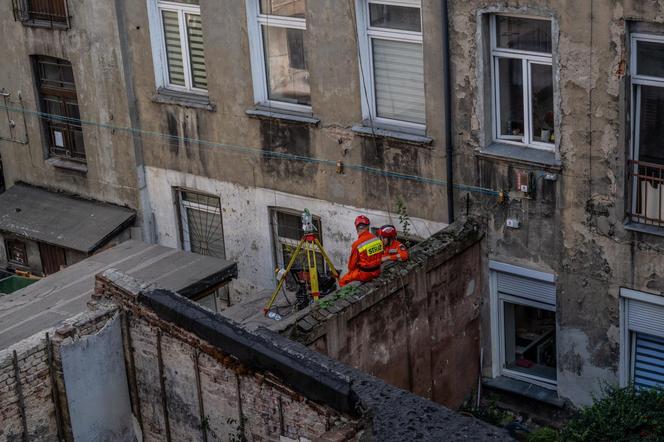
[3, 0, 664, 413]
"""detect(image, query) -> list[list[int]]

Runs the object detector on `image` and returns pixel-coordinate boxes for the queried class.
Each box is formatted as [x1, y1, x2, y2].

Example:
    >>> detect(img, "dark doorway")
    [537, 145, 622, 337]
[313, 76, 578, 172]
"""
[39, 243, 66, 275]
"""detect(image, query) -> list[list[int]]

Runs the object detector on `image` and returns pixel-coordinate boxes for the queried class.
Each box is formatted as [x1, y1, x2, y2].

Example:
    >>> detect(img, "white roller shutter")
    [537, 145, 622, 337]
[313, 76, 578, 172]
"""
[497, 271, 556, 307]
[627, 298, 664, 339]
[372, 39, 425, 124]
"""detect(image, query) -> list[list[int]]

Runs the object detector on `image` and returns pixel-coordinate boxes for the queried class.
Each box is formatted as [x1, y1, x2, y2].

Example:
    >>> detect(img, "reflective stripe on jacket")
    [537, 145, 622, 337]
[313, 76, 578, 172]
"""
[347, 230, 383, 273]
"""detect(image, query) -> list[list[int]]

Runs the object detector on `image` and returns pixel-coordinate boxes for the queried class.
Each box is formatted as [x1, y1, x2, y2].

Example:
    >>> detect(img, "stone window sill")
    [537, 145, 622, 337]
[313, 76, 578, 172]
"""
[245, 106, 320, 126]
[351, 124, 433, 146]
[19, 19, 69, 30]
[477, 143, 562, 171]
[483, 376, 565, 408]
[152, 88, 216, 111]
[624, 221, 664, 238]
[46, 157, 88, 174]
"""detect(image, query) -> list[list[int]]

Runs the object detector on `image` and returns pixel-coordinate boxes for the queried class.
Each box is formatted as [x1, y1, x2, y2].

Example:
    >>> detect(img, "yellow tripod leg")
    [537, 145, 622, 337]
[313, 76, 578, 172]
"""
[307, 242, 320, 301]
[263, 237, 305, 315]
[314, 238, 339, 279]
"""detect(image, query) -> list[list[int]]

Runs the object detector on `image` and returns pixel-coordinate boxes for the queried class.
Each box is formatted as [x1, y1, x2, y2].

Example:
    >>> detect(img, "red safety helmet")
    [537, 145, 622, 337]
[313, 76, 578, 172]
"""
[354, 215, 371, 228]
[378, 224, 397, 239]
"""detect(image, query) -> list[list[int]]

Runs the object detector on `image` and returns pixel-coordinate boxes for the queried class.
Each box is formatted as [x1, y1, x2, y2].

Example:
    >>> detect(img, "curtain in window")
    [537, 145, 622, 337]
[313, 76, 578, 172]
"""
[372, 39, 425, 124]
[162, 10, 186, 86]
[186, 14, 207, 89]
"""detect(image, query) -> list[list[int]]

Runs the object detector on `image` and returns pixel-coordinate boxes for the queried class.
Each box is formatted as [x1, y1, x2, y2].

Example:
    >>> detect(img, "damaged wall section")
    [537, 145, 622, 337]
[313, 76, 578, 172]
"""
[284, 218, 485, 409]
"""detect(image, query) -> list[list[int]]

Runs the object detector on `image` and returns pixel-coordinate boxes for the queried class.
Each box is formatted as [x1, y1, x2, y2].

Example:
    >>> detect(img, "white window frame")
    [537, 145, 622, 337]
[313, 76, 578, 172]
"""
[177, 189, 225, 258]
[619, 287, 664, 387]
[147, 0, 207, 94]
[354, 0, 425, 131]
[490, 14, 554, 151]
[629, 34, 664, 218]
[489, 261, 557, 389]
[245, 0, 311, 113]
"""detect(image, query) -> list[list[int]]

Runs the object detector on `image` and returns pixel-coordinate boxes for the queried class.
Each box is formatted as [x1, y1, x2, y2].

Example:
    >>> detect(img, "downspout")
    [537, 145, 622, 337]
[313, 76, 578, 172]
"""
[441, 0, 455, 223]
[114, 0, 156, 243]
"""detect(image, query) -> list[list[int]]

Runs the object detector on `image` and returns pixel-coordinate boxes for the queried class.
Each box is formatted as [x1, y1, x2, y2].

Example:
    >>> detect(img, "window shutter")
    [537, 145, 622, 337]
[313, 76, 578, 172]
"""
[634, 333, 664, 390]
[497, 272, 556, 307]
[162, 10, 186, 86]
[186, 14, 207, 89]
[627, 299, 664, 338]
[372, 39, 425, 124]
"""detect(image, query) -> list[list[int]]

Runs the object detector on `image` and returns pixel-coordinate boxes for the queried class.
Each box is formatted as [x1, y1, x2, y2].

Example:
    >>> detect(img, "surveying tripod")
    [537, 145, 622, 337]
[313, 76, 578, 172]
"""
[263, 209, 339, 316]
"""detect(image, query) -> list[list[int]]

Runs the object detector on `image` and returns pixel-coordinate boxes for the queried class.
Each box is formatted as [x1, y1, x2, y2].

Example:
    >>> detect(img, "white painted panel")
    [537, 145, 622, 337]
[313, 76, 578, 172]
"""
[61, 316, 135, 442]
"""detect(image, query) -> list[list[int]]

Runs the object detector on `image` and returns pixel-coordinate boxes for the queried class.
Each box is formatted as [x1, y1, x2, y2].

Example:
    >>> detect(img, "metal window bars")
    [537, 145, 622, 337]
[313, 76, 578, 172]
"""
[12, 0, 70, 29]
[628, 159, 664, 227]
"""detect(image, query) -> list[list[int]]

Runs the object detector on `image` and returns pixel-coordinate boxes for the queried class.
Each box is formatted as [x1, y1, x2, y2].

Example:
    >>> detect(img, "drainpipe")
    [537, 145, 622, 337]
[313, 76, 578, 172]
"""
[441, 0, 455, 223]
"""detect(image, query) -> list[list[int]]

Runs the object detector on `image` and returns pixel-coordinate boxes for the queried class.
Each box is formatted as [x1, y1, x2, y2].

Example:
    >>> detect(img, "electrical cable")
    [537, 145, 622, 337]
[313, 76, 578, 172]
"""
[0, 103, 503, 197]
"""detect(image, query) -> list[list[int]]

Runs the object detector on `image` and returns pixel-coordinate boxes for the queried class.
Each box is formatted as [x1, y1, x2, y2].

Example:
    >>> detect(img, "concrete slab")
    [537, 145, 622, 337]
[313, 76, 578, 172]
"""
[0, 240, 237, 349]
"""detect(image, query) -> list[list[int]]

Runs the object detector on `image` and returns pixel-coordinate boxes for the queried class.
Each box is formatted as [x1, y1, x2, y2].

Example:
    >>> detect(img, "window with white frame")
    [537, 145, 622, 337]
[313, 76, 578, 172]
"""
[491, 15, 554, 149]
[490, 262, 557, 388]
[246, 0, 310, 111]
[177, 189, 225, 259]
[149, 0, 208, 93]
[355, 0, 425, 129]
[629, 35, 664, 225]
[620, 289, 664, 390]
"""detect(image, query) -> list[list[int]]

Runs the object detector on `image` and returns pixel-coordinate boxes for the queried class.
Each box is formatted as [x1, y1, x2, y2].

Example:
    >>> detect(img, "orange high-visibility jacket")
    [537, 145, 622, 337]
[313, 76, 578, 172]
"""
[347, 230, 383, 273]
[383, 239, 409, 262]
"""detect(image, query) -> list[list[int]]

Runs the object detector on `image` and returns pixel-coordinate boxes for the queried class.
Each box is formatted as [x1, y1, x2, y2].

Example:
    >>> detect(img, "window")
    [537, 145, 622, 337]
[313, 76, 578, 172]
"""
[491, 15, 554, 149]
[620, 289, 664, 390]
[246, 0, 310, 111]
[177, 190, 225, 259]
[270, 208, 327, 280]
[355, 0, 425, 129]
[6, 239, 28, 266]
[150, 0, 207, 93]
[490, 262, 557, 388]
[13, 0, 69, 27]
[34, 56, 85, 162]
[628, 35, 664, 226]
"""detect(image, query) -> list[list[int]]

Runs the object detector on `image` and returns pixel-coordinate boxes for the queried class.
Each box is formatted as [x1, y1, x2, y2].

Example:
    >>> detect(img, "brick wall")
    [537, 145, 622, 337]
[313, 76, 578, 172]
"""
[0, 306, 115, 442]
[93, 271, 356, 442]
[287, 218, 485, 409]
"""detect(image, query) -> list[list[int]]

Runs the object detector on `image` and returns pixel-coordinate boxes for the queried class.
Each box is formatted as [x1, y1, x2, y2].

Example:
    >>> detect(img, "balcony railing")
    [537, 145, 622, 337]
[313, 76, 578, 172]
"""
[628, 159, 664, 227]
[12, 0, 69, 28]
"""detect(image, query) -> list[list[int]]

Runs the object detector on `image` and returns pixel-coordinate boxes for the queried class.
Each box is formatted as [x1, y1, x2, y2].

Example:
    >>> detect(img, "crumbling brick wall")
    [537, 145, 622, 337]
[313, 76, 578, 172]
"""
[0, 306, 116, 442]
[94, 271, 356, 442]
[287, 218, 485, 409]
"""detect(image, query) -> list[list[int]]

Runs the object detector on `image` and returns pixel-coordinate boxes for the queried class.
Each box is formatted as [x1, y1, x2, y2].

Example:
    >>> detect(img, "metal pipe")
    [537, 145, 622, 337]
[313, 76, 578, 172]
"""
[441, 0, 455, 223]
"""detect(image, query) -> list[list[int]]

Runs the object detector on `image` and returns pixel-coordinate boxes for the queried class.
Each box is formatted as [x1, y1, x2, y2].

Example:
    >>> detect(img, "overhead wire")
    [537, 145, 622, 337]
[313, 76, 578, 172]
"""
[0, 103, 503, 197]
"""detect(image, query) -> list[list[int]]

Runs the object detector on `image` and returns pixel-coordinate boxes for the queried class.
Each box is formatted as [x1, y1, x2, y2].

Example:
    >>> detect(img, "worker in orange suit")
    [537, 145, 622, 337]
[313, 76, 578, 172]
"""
[377, 224, 409, 263]
[339, 215, 384, 287]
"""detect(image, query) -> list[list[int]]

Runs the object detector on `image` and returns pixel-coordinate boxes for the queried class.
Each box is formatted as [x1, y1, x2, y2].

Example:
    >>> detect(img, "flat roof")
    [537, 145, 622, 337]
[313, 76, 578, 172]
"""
[0, 240, 237, 349]
[0, 184, 136, 253]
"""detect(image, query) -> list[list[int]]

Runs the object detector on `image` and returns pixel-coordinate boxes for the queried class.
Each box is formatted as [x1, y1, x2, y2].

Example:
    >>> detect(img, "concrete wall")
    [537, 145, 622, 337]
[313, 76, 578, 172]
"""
[447, 0, 664, 407]
[287, 218, 484, 409]
[0, 0, 140, 209]
[146, 166, 447, 300]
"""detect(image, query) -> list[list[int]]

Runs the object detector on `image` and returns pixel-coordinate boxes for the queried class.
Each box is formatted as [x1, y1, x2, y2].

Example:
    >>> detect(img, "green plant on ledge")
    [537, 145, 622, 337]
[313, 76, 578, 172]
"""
[319, 285, 359, 310]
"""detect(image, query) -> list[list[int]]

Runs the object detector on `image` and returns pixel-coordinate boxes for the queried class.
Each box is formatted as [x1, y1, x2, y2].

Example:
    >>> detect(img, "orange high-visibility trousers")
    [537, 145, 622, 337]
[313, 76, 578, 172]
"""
[339, 268, 381, 287]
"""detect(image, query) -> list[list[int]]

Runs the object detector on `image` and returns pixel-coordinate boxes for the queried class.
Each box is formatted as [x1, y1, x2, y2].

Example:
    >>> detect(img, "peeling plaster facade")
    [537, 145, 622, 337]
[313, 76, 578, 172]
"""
[3, 0, 664, 413]
[449, 1, 664, 407]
